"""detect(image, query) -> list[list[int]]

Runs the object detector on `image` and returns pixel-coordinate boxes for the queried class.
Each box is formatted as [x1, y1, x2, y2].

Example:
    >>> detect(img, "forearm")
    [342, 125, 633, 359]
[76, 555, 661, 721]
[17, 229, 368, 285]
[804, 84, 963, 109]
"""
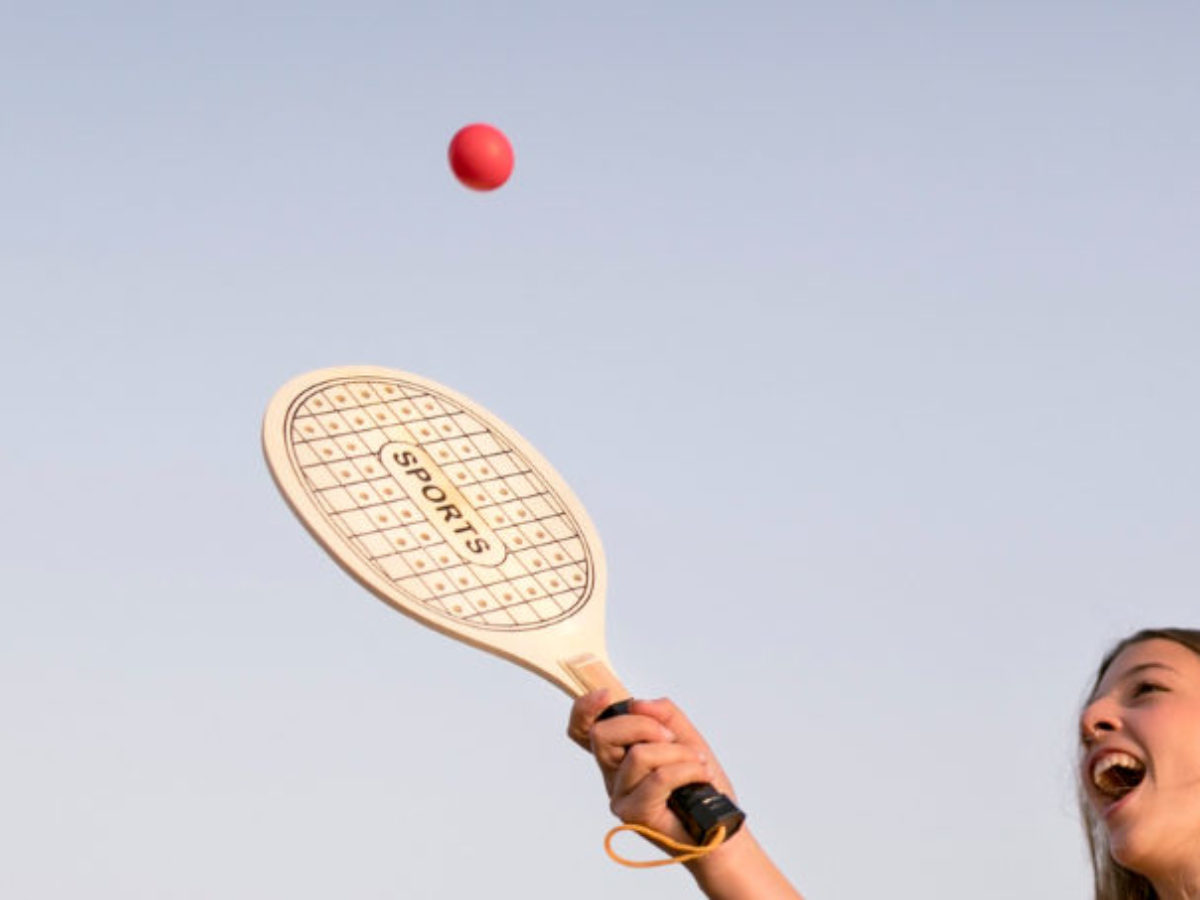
[685, 828, 803, 900]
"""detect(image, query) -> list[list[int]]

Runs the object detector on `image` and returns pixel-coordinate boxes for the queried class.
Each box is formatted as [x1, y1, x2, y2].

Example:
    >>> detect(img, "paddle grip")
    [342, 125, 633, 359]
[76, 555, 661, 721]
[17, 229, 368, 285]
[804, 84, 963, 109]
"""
[596, 699, 746, 845]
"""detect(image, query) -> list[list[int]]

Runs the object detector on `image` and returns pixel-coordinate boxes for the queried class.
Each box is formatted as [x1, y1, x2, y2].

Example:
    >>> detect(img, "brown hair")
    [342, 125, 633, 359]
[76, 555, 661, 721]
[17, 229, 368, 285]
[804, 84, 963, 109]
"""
[1081, 628, 1200, 900]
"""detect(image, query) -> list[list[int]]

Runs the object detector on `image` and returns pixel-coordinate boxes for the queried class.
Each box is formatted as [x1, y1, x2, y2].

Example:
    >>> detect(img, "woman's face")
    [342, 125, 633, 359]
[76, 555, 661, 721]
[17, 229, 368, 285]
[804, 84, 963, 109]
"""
[1080, 638, 1200, 882]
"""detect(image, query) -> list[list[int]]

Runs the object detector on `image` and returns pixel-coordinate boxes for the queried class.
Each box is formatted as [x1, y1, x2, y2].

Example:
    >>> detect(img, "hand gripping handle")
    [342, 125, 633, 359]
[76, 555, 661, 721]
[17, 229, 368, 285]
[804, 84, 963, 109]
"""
[596, 699, 746, 845]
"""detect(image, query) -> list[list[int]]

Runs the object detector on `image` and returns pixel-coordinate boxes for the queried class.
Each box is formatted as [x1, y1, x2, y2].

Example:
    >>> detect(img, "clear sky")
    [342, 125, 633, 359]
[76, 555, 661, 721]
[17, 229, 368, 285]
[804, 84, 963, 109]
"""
[2, 3, 1198, 898]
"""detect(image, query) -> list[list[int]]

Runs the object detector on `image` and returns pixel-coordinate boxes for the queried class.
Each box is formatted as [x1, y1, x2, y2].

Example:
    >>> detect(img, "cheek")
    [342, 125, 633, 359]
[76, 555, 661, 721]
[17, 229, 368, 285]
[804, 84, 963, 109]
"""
[1149, 704, 1200, 811]
[1174, 706, 1200, 775]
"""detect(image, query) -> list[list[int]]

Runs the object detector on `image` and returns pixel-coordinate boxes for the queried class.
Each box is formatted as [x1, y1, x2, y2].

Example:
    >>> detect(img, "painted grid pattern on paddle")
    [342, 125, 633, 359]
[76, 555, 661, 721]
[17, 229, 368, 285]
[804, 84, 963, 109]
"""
[284, 378, 593, 630]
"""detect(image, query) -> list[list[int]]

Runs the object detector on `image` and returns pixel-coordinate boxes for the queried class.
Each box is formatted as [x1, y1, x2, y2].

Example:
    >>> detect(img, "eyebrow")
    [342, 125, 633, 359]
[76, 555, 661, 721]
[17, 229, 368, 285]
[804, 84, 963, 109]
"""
[1114, 661, 1178, 682]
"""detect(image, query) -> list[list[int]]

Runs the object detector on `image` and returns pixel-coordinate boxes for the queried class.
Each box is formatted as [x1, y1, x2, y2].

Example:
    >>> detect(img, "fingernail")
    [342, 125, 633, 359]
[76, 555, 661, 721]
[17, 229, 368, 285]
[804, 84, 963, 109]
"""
[662, 727, 677, 741]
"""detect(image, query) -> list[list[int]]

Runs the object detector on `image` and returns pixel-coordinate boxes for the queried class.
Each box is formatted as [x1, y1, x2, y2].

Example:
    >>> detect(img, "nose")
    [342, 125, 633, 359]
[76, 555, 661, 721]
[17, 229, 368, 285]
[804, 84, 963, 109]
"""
[1080, 696, 1120, 744]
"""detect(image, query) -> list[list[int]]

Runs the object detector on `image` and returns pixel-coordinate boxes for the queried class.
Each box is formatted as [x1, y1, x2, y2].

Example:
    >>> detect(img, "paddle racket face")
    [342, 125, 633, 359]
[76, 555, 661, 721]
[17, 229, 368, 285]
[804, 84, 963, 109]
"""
[262, 366, 614, 697]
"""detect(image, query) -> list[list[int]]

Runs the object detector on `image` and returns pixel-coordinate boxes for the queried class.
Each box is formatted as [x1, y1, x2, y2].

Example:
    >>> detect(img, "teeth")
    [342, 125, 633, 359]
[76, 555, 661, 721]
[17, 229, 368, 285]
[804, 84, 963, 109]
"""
[1093, 752, 1142, 780]
[1092, 752, 1146, 797]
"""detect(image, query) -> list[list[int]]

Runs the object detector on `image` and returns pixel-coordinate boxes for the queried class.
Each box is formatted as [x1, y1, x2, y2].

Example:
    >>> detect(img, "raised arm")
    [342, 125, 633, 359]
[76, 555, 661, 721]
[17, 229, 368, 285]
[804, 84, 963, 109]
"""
[568, 691, 804, 900]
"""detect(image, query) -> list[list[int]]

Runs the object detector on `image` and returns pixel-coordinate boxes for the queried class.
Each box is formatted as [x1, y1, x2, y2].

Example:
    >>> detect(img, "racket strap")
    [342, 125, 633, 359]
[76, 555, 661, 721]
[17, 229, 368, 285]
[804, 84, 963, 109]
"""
[603, 823, 728, 868]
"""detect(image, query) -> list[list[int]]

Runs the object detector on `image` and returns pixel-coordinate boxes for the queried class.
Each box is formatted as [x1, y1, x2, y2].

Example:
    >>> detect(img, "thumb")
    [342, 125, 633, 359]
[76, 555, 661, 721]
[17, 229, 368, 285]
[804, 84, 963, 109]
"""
[567, 688, 613, 750]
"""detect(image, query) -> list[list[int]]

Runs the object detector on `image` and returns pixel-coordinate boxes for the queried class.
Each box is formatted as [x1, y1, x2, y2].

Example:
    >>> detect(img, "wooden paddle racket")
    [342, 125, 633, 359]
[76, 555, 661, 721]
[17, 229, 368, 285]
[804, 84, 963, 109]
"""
[262, 366, 744, 848]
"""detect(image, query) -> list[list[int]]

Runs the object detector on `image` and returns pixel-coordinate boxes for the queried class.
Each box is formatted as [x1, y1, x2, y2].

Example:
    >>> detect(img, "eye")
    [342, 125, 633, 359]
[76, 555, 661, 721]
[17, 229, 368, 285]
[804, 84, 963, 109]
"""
[1132, 681, 1166, 699]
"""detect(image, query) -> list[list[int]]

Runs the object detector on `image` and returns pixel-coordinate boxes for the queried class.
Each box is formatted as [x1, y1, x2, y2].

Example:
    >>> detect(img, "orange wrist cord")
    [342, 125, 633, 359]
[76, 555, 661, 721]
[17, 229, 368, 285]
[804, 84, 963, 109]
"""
[603, 823, 729, 868]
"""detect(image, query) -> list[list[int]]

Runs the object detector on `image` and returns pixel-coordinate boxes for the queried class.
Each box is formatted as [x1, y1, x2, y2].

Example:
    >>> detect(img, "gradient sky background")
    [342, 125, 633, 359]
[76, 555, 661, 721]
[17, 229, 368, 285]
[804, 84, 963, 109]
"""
[3, 3, 1198, 898]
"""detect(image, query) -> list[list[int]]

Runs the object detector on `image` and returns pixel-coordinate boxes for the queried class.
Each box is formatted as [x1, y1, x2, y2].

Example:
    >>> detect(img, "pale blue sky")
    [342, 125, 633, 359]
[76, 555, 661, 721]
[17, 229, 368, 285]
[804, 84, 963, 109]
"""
[2, 3, 1198, 898]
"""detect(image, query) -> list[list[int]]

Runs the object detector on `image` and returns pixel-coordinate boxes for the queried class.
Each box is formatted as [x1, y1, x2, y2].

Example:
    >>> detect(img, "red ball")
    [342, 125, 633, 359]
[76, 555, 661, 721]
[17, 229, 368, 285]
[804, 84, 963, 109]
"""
[448, 123, 514, 191]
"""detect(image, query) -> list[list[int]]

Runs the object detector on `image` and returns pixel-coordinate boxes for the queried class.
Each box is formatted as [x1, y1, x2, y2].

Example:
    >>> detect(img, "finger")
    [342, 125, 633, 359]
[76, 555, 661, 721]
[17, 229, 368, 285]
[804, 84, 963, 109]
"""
[611, 757, 714, 835]
[610, 741, 711, 801]
[590, 714, 677, 769]
[628, 698, 709, 749]
[566, 689, 611, 750]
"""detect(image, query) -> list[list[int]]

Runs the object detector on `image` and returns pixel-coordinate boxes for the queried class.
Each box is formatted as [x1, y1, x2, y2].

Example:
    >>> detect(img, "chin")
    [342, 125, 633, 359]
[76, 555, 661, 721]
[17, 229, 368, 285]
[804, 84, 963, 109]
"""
[1107, 822, 1173, 884]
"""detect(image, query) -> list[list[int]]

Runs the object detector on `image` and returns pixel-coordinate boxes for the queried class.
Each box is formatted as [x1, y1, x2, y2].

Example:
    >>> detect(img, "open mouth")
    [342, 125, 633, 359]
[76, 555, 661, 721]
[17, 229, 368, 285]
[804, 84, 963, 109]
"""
[1091, 752, 1146, 804]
